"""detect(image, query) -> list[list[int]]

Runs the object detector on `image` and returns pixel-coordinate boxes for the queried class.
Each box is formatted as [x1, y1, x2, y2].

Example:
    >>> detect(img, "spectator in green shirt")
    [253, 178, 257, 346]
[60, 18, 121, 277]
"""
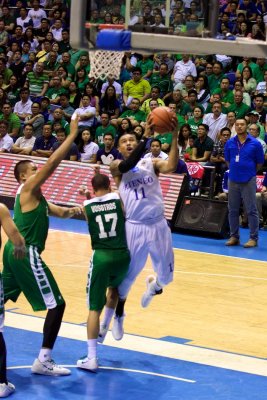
[182, 89, 204, 120]
[118, 97, 146, 127]
[61, 52, 76, 80]
[90, 9, 104, 24]
[0, 21, 8, 52]
[48, 108, 70, 135]
[212, 77, 234, 108]
[0, 5, 15, 33]
[75, 67, 89, 93]
[0, 102, 21, 140]
[0, 57, 12, 85]
[136, 55, 154, 80]
[155, 132, 173, 153]
[43, 51, 60, 78]
[75, 53, 90, 75]
[236, 57, 262, 83]
[150, 62, 173, 99]
[256, 58, 267, 83]
[226, 90, 251, 119]
[45, 75, 68, 105]
[187, 106, 204, 138]
[95, 113, 117, 148]
[208, 61, 226, 93]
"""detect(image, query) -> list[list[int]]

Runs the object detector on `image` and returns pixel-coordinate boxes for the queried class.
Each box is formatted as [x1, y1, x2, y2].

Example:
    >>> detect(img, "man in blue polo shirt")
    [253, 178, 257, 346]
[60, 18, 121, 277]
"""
[31, 123, 57, 158]
[224, 118, 264, 248]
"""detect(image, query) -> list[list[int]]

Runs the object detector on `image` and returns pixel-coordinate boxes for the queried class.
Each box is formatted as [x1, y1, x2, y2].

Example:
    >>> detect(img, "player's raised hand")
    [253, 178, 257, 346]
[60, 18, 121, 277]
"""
[70, 113, 79, 136]
[79, 185, 91, 199]
[143, 114, 154, 138]
[169, 113, 178, 134]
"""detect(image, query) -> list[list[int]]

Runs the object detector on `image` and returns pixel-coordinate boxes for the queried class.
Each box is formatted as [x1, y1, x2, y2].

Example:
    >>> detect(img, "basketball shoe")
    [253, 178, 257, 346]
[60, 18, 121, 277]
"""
[31, 358, 71, 376]
[77, 356, 98, 372]
[112, 315, 125, 340]
[0, 382, 15, 398]
[141, 275, 163, 308]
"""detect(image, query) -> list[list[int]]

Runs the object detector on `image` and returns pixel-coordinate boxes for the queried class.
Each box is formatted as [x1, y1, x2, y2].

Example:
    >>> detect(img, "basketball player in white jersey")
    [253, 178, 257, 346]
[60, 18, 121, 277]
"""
[98, 115, 179, 342]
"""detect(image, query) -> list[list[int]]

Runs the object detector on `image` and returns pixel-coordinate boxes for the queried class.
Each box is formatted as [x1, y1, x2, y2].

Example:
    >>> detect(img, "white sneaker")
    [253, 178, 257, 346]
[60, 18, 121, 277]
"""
[141, 275, 163, 308]
[77, 356, 98, 372]
[112, 315, 125, 341]
[0, 382, 15, 398]
[31, 358, 71, 376]
[97, 324, 108, 344]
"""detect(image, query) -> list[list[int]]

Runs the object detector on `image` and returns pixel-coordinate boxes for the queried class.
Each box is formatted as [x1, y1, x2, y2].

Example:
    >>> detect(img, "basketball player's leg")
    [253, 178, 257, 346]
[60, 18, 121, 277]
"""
[141, 219, 174, 308]
[78, 250, 108, 372]
[4, 243, 70, 376]
[99, 247, 132, 342]
[97, 287, 118, 343]
[0, 274, 15, 398]
[112, 222, 149, 340]
[78, 249, 129, 370]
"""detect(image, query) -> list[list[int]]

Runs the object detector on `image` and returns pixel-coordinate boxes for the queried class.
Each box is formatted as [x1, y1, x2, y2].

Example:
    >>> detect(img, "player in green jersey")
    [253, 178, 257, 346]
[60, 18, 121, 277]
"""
[2, 116, 81, 377]
[77, 173, 130, 372]
[0, 204, 25, 398]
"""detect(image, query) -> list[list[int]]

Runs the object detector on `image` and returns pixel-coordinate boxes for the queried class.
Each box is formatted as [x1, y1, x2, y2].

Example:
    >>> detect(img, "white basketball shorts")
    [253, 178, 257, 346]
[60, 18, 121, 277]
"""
[118, 218, 174, 299]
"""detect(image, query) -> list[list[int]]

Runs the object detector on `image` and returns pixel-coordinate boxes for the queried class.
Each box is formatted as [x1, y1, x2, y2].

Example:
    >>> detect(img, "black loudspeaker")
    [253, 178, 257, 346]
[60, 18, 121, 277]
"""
[173, 196, 230, 238]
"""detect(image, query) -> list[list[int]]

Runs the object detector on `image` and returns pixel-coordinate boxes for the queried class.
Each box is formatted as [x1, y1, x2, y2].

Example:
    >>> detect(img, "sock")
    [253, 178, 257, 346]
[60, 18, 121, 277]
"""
[38, 348, 52, 363]
[0, 333, 7, 384]
[115, 299, 126, 317]
[42, 303, 65, 349]
[155, 278, 163, 291]
[87, 339, 97, 359]
[101, 307, 114, 328]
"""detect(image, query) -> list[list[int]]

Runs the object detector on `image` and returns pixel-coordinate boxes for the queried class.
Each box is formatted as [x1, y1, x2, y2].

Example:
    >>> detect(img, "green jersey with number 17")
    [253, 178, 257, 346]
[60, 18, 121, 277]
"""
[84, 192, 128, 250]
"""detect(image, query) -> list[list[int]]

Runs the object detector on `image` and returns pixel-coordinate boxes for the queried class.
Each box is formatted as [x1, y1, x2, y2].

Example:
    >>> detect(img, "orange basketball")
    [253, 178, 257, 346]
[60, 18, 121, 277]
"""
[150, 106, 176, 134]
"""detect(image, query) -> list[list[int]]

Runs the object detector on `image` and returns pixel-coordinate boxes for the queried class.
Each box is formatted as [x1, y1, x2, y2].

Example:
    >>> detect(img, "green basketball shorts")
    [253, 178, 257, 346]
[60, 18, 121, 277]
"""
[87, 248, 130, 311]
[2, 241, 65, 312]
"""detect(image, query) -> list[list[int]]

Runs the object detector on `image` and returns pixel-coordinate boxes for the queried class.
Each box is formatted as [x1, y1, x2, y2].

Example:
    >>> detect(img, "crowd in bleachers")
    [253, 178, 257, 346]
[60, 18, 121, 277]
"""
[0, 0, 266, 200]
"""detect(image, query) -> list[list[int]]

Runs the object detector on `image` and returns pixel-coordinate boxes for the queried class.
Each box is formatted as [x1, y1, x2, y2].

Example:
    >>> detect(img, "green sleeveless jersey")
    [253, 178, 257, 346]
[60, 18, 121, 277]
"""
[84, 192, 127, 250]
[13, 185, 49, 253]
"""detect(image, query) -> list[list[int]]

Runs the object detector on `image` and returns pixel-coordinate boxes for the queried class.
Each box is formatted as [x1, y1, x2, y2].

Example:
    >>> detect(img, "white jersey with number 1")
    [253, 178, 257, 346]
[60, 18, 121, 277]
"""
[119, 158, 164, 224]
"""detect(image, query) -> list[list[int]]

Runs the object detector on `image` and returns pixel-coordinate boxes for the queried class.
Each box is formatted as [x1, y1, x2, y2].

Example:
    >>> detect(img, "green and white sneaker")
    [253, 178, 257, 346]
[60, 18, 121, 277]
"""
[0, 382, 15, 398]
[77, 356, 98, 372]
[31, 358, 71, 376]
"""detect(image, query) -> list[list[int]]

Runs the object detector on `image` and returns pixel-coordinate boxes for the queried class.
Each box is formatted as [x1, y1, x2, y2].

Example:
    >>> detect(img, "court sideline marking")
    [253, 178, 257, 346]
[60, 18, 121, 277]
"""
[7, 365, 195, 383]
[5, 311, 267, 377]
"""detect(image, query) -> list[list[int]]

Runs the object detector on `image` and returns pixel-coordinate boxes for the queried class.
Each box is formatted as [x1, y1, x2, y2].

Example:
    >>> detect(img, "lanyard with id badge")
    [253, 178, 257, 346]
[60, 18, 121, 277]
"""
[236, 139, 246, 163]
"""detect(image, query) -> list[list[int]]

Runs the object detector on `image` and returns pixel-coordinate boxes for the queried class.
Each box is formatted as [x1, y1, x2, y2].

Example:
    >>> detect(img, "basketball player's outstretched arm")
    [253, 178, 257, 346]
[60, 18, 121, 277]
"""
[47, 202, 82, 219]
[153, 118, 179, 174]
[0, 203, 25, 259]
[24, 116, 79, 193]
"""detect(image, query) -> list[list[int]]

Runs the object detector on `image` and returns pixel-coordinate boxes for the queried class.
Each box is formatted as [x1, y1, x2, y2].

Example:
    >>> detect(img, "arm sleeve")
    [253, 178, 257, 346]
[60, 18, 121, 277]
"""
[118, 137, 148, 173]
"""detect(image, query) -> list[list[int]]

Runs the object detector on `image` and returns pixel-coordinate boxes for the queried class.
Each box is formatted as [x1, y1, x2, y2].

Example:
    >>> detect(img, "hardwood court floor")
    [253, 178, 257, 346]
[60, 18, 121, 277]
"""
[2, 219, 267, 360]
